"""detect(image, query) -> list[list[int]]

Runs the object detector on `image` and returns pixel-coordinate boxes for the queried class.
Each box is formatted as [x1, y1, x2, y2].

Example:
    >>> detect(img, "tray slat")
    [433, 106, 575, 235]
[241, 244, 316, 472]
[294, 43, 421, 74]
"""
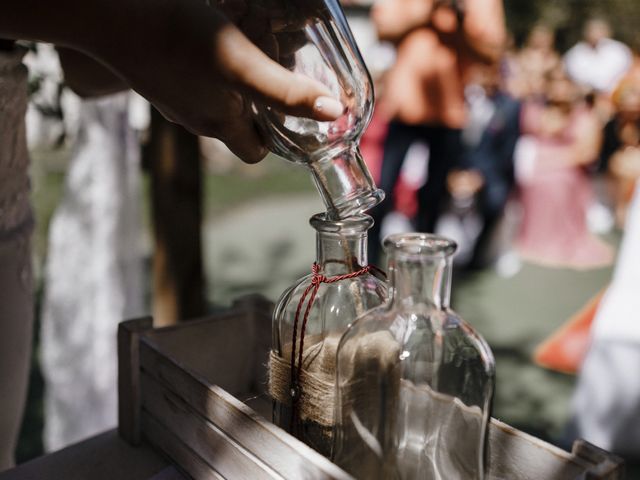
[139, 337, 352, 480]
[141, 372, 281, 479]
[142, 413, 225, 480]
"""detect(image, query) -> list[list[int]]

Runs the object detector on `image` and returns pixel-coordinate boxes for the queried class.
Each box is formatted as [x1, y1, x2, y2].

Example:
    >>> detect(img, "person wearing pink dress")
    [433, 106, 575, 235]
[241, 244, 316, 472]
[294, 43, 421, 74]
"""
[515, 70, 614, 269]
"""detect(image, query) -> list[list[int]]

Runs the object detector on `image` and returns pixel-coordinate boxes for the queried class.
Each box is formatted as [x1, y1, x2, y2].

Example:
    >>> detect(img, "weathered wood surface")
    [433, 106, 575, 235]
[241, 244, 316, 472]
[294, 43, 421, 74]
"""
[487, 419, 604, 480]
[120, 295, 625, 480]
[140, 340, 352, 479]
[572, 440, 625, 479]
[118, 316, 154, 445]
[0, 430, 175, 480]
[146, 107, 204, 327]
[142, 413, 225, 480]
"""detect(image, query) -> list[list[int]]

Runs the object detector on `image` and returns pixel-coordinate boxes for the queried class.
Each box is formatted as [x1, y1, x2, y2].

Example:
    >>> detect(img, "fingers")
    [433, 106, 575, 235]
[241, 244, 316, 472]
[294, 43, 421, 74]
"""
[217, 23, 344, 122]
[221, 117, 269, 164]
[214, 93, 268, 163]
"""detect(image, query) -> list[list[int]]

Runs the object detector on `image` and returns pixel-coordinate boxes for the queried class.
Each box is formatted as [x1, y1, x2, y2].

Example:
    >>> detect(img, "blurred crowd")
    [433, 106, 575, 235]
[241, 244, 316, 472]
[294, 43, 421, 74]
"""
[360, 4, 640, 273]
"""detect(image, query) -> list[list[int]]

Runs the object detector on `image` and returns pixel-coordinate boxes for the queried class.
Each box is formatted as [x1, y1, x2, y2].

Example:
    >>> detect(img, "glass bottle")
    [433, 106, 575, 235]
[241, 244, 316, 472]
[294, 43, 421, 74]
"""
[249, 0, 384, 218]
[333, 233, 495, 479]
[269, 213, 387, 457]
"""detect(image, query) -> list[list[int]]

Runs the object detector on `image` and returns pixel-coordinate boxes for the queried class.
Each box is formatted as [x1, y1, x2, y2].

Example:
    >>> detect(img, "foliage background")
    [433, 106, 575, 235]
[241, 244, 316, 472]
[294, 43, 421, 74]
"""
[504, 0, 640, 52]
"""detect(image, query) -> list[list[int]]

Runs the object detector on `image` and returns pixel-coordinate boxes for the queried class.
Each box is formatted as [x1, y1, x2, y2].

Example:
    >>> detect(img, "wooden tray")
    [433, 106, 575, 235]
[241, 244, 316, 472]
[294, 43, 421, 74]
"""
[118, 295, 624, 479]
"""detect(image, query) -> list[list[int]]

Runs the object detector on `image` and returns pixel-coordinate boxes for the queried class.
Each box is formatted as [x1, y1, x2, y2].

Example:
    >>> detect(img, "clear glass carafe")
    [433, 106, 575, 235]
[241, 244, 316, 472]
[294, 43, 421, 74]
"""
[244, 0, 384, 218]
[333, 234, 495, 479]
[269, 213, 387, 457]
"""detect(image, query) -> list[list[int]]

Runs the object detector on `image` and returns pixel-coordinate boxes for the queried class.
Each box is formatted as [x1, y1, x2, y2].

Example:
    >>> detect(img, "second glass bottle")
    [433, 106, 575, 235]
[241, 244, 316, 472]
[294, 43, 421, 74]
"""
[333, 233, 495, 479]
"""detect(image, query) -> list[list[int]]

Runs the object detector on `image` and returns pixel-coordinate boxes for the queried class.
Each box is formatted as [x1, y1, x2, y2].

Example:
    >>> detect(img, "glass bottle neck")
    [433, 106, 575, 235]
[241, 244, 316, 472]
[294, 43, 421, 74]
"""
[388, 253, 452, 310]
[316, 232, 367, 275]
[308, 143, 384, 219]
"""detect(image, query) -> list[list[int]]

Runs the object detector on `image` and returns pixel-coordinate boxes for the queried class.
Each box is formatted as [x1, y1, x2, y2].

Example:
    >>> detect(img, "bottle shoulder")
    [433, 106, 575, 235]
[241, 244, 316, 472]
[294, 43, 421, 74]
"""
[274, 272, 387, 312]
[273, 272, 388, 353]
[338, 303, 495, 374]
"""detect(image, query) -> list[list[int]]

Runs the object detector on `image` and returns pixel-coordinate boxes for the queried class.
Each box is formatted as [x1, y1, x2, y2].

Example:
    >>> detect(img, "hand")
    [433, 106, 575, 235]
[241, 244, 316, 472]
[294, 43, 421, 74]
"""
[93, 1, 343, 163]
[0, 0, 343, 164]
[58, 47, 128, 98]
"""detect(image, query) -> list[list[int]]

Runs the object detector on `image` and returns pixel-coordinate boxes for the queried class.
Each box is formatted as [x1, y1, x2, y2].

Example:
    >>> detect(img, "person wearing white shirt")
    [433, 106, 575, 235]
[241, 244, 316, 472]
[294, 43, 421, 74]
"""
[570, 182, 640, 457]
[564, 19, 632, 94]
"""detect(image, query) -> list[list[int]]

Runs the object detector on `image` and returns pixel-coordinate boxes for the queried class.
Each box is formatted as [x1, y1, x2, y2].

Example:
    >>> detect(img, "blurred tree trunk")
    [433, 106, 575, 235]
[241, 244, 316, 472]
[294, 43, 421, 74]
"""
[145, 107, 205, 326]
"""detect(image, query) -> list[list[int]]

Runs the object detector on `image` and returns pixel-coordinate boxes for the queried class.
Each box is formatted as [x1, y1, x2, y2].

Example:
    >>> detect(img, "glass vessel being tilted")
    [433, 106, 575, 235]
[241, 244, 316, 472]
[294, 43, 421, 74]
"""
[247, 0, 384, 218]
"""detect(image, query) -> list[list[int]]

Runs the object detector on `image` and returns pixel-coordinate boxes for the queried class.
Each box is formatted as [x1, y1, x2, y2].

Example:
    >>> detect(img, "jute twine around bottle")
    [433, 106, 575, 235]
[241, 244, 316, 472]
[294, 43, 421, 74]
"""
[268, 262, 385, 440]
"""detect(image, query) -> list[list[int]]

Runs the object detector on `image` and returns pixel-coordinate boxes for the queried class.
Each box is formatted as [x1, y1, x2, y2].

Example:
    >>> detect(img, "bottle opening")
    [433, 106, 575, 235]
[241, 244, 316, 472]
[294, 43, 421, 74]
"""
[310, 212, 374, 235]
[383, 233, 457, 257]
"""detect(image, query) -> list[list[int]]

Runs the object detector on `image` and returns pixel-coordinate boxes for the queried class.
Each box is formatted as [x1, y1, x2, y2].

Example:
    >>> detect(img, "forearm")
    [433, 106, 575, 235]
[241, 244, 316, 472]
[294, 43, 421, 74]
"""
[0, 0, 176, 65]
[58, 48, 128, 98]
[2, 0, 115, 50]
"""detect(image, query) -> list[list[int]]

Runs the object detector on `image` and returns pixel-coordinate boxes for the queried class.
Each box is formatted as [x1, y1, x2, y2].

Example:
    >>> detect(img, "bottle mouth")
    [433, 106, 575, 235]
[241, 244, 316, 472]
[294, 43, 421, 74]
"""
[310, 212, 374, 234]
[383, 233, 457, 257]
[328, 188, 385, 219]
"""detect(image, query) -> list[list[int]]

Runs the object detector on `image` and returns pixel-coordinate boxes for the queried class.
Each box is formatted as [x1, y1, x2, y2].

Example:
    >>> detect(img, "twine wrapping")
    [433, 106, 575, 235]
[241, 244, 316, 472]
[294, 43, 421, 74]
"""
[288, 262, 382, 430]
[269, 261, 384, 440]
[269, 342, 338, 427]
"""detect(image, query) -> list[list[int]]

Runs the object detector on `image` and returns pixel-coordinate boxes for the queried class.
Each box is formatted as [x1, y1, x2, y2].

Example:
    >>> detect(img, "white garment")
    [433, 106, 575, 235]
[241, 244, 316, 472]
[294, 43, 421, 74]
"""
[592, 183, 640, 343]
[40, 92, 145, 451]
[571, 183, 640, 455]
[564, 38, 632, 93]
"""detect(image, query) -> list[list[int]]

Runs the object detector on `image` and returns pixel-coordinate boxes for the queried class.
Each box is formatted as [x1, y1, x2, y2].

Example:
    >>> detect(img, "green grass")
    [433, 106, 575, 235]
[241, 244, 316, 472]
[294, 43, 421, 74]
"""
[454, 260, 615, 442]
[204, 155, 314, 218]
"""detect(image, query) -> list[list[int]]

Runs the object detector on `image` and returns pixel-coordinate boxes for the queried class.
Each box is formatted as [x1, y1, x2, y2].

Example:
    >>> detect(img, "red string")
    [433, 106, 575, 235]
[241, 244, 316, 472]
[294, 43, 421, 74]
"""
[288, 262, 386, 435]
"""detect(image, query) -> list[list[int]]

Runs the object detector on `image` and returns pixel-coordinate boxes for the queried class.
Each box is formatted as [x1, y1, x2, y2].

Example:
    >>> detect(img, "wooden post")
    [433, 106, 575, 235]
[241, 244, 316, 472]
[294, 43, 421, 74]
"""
[117, 316, 153, 445]
[145, 108, 205, 327]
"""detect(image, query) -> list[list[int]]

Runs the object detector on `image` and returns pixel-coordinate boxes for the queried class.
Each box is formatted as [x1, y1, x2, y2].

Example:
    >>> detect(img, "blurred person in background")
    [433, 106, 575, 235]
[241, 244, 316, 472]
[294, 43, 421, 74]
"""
[451, 63, 521, 269]
[0, 0, 343, 469]
[20, 44, 148, 452]
[516, 24, 561, 100]
[366, 0, 506, 263]
[569, 182, 640, 458]
[564, 18, 632, 120]
[514, 67, 614, 269]
[564, 19, 633, 235]
[600, 64, 640, 228]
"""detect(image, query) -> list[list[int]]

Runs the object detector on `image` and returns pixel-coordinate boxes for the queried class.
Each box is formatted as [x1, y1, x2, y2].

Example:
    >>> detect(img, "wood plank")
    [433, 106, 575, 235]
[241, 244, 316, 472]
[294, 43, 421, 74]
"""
[141, 372, 282, 480]
[143, 311, 259, 397]
[571, 440, 624, 479]
[118, 316, 154, 445]
[147, 467, 188, 480]
[0, 430, 171, 480]
[487, 419, 591, 479]
[146, 107, 204, 327]
[232, 295, 274, 395]
[142, 413, 225, 480]
[139, 341, 352, 480]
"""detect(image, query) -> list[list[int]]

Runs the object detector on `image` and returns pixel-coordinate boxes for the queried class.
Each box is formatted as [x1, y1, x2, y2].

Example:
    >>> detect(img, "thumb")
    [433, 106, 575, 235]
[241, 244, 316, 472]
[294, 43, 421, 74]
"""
[219, 25, 345, 121]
